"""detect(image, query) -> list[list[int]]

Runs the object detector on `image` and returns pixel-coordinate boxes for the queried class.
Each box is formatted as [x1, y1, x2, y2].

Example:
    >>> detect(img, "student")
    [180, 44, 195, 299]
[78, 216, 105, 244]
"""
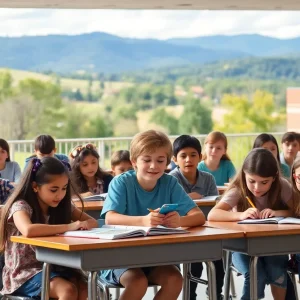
[24, 134, 69, 170]
[280, 132, 300, 175]
[197, 131, 236, 186]
[100, 130, 205, 300]
[111, 150, 133, 176]
[208, 148, 293, 300]
[253, 133, 290, 178]
[0, 139, 21, 203]
[70, 143, 113, 198]
[169, 135, 224, 300]
[0, 156, 98, 299]
[291, 158, 300, 279]
[0, 139, 21, 183]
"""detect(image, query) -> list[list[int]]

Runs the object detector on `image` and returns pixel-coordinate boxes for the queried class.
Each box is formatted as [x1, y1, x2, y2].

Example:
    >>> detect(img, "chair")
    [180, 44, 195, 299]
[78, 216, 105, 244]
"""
[287, 268, 299, 300]
[224, 251, 299, 300]
[97, 276, 158, 300]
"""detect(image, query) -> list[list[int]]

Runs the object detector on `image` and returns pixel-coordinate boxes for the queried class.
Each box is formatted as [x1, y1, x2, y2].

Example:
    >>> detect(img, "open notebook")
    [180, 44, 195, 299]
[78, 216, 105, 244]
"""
[83, 193, 108, 201]
[238, 217, 300, 225]
[61, 225, 189, 240]
[200, 195, 220, 201]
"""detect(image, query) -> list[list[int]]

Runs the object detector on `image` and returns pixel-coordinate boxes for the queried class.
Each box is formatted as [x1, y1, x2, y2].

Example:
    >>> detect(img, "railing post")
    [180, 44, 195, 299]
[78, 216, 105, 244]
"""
[10, 143, 15, 161]
[99, 139, 106, 169]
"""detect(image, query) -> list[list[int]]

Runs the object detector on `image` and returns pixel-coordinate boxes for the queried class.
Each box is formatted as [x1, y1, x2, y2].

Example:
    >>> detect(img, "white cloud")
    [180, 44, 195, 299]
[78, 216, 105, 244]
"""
[0, 9, 300, 39]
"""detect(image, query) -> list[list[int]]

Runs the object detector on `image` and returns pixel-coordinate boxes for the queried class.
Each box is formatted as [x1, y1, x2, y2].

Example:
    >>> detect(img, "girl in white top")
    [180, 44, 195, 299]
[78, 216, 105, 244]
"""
[208, 148, 293, 300]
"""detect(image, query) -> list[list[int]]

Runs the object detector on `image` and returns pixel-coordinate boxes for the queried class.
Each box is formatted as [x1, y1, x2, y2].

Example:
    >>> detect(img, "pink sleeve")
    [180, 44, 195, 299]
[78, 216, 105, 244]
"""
[280, 178, 293, 205]
[219, 188, 241, 209]
[8, 200, 32, 222]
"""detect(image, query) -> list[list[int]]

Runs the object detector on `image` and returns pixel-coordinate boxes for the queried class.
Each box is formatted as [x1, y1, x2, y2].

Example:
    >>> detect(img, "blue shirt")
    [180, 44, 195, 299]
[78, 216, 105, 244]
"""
[280, 153, 291, 177]
[101, 170, 196, 219]
[100, 170, 197, 281]
[0, 161, 21, 183]
[197, 160, 236, 186]
[169, 167, 218, 196]
[24, 153, 69, 171]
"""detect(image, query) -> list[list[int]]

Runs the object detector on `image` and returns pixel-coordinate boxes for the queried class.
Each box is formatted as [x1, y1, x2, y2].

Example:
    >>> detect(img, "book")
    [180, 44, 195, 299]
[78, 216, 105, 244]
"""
[199, 195, 220, 201]
[238, 217, 300, 225]
[61, 225, 189, 240]
[83, 193, 108, 201]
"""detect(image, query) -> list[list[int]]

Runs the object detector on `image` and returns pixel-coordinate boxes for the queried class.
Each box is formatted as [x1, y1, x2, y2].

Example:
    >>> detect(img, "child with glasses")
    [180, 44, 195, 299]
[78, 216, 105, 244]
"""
[69, 144, 113, 198]
[290, 158, 300, 280]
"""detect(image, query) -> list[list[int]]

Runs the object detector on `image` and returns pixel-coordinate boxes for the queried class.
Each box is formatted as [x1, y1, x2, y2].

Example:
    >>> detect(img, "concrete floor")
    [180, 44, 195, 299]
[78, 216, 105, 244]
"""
[109, 264, 300, 300]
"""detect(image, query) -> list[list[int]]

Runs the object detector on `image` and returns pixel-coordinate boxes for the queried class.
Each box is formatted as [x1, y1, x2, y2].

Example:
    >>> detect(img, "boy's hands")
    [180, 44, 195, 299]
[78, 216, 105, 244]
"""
[240, 208, 260, 220]
[143, 209, 164, 227]
[163, 211, 181, 228]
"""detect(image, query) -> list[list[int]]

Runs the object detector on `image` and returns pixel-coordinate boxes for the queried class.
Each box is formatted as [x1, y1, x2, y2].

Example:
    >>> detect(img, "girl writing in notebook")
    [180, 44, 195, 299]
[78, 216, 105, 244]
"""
[197, 131, 236, 186]
[69, 143, 113, 198]
[208, 148, 293, 300]
[0, 157, 98, 299]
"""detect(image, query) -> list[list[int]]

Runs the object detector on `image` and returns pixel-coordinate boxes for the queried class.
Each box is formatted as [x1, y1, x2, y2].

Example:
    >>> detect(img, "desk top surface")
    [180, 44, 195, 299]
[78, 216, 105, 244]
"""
[206, 221, 300, 237]
[75, 199, 216, 210]
[11, 226, 243, 252]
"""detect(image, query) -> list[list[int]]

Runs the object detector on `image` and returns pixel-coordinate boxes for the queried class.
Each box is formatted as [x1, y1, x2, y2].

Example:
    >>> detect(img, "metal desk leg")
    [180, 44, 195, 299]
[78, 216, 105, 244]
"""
[250, 256, 258, 300]
[205, 261, 217, 300]
[88, 271, 98, 300]
[223, 250, 231, 300]
[182, 263, 191, 300]
[41, 262, 50, 300]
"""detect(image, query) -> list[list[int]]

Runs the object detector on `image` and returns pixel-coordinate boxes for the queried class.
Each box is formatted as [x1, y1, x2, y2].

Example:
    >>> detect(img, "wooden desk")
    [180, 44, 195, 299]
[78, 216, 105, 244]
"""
[75, 199, 217, 219]
[217, 186, 227, 195]
[206, 221, 300, 300]
[11, 226, 243, 300]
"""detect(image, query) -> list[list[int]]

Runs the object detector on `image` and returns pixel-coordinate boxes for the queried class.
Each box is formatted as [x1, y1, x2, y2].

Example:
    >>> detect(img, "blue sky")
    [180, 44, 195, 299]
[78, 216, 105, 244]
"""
[1, 9, 300, 39]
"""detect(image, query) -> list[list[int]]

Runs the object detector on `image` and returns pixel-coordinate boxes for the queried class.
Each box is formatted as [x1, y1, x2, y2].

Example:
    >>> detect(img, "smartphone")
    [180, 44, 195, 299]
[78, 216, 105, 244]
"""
[159, 204, 179, 214]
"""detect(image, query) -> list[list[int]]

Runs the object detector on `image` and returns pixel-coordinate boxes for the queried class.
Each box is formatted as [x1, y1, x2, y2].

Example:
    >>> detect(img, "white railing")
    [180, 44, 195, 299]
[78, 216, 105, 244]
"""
[8, 133, 284, 170]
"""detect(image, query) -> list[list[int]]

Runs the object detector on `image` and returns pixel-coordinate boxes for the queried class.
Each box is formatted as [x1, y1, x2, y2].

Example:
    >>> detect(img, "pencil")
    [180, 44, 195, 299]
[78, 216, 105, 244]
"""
[147, 208, 155, 212]
[246, 196, 256, 208]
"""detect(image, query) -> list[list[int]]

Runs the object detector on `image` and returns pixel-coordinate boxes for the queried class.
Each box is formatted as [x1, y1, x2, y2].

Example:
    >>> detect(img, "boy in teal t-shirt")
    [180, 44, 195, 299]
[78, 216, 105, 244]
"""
[101, 130, 205, 300]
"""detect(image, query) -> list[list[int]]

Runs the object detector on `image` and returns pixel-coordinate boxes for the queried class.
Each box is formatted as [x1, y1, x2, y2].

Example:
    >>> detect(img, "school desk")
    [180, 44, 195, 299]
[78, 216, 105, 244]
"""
[206, 221, 300, 300]
[11, 226, 243, 300]
[217, 185, 228, 195]
[75, 199, 217, 218]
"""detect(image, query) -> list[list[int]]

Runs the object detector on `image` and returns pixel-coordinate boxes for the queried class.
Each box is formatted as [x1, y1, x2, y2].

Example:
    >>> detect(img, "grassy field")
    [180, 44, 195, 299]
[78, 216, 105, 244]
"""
[0, 68, 133, 95]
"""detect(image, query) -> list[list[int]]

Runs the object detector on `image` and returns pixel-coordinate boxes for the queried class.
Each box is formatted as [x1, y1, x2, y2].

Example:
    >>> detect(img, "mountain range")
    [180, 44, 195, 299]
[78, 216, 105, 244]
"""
[0, 32, 299, 73]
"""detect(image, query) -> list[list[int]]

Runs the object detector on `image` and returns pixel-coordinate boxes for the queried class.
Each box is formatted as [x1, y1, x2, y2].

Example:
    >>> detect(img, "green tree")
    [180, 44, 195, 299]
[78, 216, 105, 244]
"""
[0, 71, 13, 102]
[215, 90, 285, 133]
[178, 97, 213, 134]
[18, 79, 64, 134]
[150, 108, 178, 134]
